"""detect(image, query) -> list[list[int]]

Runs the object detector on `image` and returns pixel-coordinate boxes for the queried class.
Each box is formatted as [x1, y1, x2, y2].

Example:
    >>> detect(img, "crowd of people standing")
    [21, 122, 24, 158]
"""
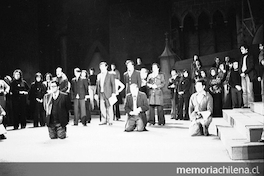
[0, 43, 263, 139]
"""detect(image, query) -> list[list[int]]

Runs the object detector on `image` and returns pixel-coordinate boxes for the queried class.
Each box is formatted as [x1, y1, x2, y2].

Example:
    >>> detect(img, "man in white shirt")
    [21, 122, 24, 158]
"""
[97, 62, 116, 125]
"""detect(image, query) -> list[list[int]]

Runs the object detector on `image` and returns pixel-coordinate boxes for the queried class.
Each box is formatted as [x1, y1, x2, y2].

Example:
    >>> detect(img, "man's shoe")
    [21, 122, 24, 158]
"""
[258, 139, 264, 143]
[99, 122, 107, 125]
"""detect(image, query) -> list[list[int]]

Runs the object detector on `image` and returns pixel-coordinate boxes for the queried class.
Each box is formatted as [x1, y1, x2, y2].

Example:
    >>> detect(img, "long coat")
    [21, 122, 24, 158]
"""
[147, 72, 165, 105]
[28, 81, 46, 109]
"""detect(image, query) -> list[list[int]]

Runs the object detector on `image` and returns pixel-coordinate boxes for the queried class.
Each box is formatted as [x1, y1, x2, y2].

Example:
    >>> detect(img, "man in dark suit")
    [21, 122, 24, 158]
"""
[238, 44, 256, 108]
[71, 68, 89, 126]
[123, 60, 141, 95]
[43, 80, 71, 139]
[124, 83, 149, 132]
[97, 62, 116, 125]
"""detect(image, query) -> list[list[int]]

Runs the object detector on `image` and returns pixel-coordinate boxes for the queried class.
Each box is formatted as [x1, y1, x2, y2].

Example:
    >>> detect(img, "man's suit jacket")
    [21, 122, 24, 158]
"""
[123, 70, 141, 94]
[43, 92, 71, 127]
[97, 72, 116, 107]
[70, 77, 89, 100]
[239, 54, 257, 82]
[124, 91, 149, 124]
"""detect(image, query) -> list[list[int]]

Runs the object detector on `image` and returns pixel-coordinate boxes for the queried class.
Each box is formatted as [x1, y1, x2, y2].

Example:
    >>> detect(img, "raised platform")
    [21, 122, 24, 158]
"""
[223, 109, 263, 142]
[250, 101, 264, 116]
[215, 103, 264, 160]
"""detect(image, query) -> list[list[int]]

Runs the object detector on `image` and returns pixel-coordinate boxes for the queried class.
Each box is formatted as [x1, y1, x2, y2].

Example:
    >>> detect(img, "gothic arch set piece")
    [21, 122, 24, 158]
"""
[171, 7, 237, 59]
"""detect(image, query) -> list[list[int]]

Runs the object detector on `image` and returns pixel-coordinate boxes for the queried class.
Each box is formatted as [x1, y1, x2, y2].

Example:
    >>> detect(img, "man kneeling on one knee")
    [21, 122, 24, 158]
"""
[124, 83, 149, 132]
[189, 79, 213, 136]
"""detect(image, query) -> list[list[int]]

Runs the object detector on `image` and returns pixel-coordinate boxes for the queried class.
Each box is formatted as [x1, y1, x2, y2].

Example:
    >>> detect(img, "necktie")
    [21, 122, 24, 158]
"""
[133, 96, 137, 111]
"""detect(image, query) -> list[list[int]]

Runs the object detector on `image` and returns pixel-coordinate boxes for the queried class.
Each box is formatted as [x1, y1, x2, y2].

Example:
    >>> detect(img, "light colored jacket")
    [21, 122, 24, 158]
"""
[43, 93, 53, 117]
[147, 72, 165, 105]
[188, 91, 213, 121]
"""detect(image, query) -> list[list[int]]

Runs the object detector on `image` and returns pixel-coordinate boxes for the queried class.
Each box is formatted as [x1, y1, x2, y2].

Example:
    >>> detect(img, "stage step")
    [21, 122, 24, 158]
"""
[216, 123, 264, 160]
[250, 102, 264, 116]
[223, 109, 263, 142]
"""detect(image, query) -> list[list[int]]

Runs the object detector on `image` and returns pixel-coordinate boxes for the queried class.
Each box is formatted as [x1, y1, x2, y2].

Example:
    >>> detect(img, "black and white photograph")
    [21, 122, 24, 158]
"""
[0, 0, 263, 176]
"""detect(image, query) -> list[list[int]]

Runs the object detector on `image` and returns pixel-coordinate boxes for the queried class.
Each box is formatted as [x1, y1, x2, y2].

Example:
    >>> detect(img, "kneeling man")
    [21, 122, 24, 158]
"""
[124, 83, 149, 132]
[44, 80, 71, 139]
[189, 79, 213, 136]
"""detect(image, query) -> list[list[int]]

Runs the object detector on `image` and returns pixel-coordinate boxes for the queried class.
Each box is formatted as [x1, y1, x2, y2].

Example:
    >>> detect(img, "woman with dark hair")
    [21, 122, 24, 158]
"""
[88, 68, 98, 110]
[191, 55, 203, 72]
[81, 69, 92, 123]
[212, 57, 221, 70]
[178, 70, 191, 120]
[147, 63, 165, 126]
[200, 69, 209, 92]
[191, 55, 203, 77]
[219, 62, 232, 109]
[208, 67, 223, 117]
[28, 72, 47, 127]
[167, 69, 180, 120]
[10, 69, 29, 129]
